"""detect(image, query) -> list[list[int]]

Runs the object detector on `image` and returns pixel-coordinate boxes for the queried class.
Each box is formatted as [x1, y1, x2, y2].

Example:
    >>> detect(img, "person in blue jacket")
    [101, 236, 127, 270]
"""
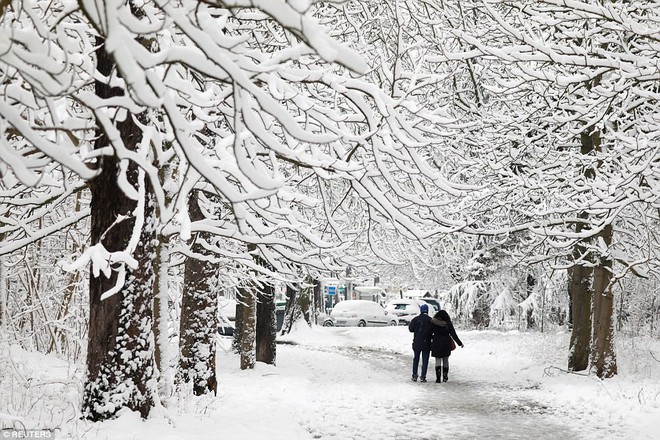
[408, 304, 433, 382]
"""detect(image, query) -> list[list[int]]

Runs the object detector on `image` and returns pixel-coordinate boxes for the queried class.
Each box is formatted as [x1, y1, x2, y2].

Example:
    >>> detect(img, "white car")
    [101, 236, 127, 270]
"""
[385, 299, 429, 325]
[218, 298, 237, 336]
[330, 300, 398, 327]
[317, 312, 336, 327]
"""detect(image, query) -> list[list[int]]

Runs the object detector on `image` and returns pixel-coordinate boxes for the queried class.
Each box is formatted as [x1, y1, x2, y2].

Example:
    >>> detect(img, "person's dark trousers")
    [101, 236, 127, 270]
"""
[412, 349, 430, 380]
[420, 350, 430, 380]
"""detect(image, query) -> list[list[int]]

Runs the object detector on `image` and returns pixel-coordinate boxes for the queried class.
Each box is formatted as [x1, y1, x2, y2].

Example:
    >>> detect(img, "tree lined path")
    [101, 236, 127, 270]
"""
[277, 338, 604, 440]
[1, 0, 658, 426]
[351, 347, 577, 440]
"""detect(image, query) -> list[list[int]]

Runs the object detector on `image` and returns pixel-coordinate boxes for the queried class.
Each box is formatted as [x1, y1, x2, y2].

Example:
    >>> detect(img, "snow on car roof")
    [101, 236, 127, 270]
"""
[333, 300, 381, 310]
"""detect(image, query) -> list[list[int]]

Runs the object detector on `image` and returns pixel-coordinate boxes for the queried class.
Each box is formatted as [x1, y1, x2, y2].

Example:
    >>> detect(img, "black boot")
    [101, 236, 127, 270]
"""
[443, 367, 449, 382]
[435, 366, 442, 383]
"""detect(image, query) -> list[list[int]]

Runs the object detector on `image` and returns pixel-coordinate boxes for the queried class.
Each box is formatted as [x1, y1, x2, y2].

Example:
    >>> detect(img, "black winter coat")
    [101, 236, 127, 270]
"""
[408, 313, 433, 351]
[430, 318, 462, 358]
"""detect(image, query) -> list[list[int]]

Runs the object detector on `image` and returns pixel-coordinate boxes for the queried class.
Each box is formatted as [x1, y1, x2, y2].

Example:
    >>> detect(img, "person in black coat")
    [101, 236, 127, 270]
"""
[430, 309, 464, 383]
[408, 304, 433, 382]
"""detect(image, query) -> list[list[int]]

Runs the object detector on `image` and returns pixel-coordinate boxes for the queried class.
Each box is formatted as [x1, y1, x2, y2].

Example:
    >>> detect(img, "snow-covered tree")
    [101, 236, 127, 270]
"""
[177, 189, 219, 395]
[440, 0, 660, 378]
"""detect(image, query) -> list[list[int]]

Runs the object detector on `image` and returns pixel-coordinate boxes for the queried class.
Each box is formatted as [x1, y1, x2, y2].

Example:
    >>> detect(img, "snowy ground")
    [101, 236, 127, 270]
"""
[1, 323, 659, 439]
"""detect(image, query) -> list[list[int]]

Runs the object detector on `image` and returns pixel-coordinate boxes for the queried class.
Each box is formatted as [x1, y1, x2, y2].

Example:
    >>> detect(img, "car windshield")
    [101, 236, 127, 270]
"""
[392, 304, 410, 310]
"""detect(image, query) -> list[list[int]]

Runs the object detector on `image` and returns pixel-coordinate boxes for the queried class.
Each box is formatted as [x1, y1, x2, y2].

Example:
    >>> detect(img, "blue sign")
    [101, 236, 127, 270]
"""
[327, 286, 336, 295]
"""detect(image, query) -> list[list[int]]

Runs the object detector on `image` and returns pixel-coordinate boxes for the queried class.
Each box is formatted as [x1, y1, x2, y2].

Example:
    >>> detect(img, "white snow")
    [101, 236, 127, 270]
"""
[1, 323, 659, 439]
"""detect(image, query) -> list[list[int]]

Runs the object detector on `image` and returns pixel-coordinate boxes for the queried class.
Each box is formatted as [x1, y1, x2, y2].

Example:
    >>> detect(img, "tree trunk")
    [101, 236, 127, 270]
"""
[300, 278, 312, 325]
[526, 274, 536, 329]
[153, 160, 173, 401]
[591, 223, 617, 378]
[0, 237, 6, 333]
[153, 235, 172, 401]
[82, 38, 157, 421]
[84, 192, 158, 420]
[177, 190, 218, 395]
[313, 278, 322, 324]
[651, 297, 656, 338]
[567, 247, 593, 372]
[237, 284, 256, 370]
[280, 284, 299, 336]
[233, 291, 244, 353]
[568, 130, 597, 373]
[256, 280, 276, 365]
[567, 219, 596, 373]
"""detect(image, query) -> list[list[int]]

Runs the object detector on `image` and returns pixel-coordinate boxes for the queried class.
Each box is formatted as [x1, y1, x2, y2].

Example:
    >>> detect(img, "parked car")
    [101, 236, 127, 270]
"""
[218, 316, 235, 336]
[330, 300, 398, 327]
[353, 286, 388, 306]
[385, 299, 427, 325]
[420, 298, 441, 315]
[316, 312, 335, 327]
[218, 298, 237, 336]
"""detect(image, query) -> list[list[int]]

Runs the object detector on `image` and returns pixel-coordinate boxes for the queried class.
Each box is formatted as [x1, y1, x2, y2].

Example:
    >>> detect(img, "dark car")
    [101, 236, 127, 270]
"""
[218, 298, 236, 336]
[218, 319, 234, 336]
[420, 298, 441, 314]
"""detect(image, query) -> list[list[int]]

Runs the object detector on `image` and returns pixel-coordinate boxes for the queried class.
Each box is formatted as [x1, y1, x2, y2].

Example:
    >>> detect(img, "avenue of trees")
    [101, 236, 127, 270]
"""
[0, 0, 658, 421]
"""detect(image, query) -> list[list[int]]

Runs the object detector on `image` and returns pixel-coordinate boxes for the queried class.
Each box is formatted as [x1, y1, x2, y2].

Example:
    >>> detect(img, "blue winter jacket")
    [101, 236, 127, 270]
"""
[408, 313, 433, 351]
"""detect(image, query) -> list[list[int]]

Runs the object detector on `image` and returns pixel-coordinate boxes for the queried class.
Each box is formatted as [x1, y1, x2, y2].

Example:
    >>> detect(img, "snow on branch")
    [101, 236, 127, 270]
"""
[217, 0, 367, 74]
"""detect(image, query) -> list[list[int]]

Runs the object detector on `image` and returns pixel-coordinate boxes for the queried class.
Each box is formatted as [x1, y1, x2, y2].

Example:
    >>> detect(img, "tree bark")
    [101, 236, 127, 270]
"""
[153, 160, 173, 401]
[256, 280, 276, 365]
[82, 37, 157, 421]
[0, 234, 6, 334]
[568, 130, 597, 373]
[233, 291, 244, 353]
[591, 223, 617, 378]
[84, 163, 158, 421]
[238, 284, 256, 370]
[177, 190, 218, 395]
[567, 241, 593, 372]
[300, 278, 312, 325]
[526, 274, 536, 329]
[153, 235, 172, 400]
[313, 278, 322, 324]
[280, 284, 299, 336]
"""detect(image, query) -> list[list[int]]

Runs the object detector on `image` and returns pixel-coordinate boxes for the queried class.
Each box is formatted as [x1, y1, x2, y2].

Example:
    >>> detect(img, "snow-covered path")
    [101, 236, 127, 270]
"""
[214, 324, 656, 440]
[332, 347, 573, 439]
[277, 338, 578, 440]
[63, 324, 659, 440]
[210, 326, 604, 440]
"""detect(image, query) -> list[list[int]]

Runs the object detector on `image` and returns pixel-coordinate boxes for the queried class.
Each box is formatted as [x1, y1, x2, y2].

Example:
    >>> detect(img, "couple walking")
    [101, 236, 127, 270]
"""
[408, 304, 464, 383]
